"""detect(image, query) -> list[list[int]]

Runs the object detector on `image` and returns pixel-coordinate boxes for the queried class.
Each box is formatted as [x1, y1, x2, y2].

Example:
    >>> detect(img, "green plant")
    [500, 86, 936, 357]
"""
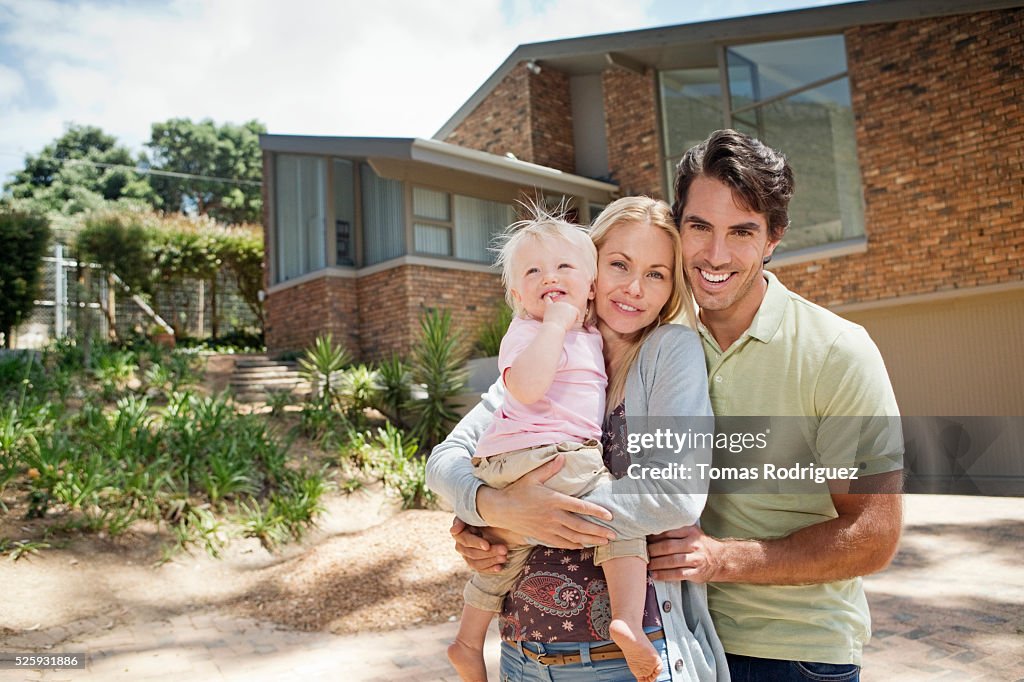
[167, 505, 226, 559]
[338, 364, 379, 422]
[299, 334, 351, 406]
[475, 303, 514, 358]
[238, 497, 288, 550]
[264, 388, 293, 417]
[373, 355, 411, 425]
[373, 423, 436, 510]
[0, 404, 41, 508]
[408, 309, 468, 451]
[339, 476, 364, 495]
[0, 538, 50, 562]
[91, 348, 138, 399]
[0, 210, 51, 347]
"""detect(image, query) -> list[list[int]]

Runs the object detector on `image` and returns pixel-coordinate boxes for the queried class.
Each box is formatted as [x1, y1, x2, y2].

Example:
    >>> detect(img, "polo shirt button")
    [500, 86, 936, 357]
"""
[675, 659, 684, 672]
[714, 375, 723, 383]
[662, 600, 672, 613]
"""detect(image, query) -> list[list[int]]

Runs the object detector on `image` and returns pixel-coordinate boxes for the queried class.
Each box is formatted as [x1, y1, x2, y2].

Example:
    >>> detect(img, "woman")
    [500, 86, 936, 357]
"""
[426, 197, 728, 681]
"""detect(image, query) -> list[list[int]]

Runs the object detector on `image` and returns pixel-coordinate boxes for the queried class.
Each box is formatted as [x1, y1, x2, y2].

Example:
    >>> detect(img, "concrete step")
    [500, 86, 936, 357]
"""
[234, 359, 299, 369]
[232, 367, 302, 378]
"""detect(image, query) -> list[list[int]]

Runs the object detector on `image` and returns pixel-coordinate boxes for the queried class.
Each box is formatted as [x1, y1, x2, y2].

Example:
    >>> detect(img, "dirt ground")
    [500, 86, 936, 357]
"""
[0, 482, 471, 637]
[0, 354, 473, 640]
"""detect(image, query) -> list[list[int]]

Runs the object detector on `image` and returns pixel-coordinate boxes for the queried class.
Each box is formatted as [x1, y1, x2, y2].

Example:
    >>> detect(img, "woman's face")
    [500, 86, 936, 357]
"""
[594, 220, 675, 337]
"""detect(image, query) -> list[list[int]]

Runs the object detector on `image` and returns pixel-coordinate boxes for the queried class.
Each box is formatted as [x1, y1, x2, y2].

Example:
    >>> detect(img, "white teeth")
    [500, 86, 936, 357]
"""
[700, 270, 731, 283]
[616, 302, 638, 312]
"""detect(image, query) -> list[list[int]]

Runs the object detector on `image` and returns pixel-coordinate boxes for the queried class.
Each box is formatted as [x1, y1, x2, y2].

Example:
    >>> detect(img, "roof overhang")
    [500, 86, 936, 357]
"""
[259, 134, 618, 202]
[434, 0, 1023, 139]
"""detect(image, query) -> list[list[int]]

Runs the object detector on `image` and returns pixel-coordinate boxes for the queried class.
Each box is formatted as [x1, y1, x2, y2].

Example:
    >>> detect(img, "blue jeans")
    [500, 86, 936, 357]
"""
[499, 634, 672, 682]
[727, 653, 860, 682]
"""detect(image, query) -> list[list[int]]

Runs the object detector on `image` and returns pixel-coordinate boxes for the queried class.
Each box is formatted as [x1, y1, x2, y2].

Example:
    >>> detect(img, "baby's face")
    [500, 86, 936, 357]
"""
[510, 235, 595, 322]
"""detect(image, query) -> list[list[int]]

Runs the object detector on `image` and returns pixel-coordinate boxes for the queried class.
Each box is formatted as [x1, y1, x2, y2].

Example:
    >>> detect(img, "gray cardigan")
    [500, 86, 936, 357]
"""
[426, 323, 730, 681]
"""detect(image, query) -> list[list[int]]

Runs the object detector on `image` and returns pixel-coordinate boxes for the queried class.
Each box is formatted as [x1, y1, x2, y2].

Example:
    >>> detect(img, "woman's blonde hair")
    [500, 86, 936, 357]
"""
[494, 205, 597, 322]
[590, 196, 697, 412]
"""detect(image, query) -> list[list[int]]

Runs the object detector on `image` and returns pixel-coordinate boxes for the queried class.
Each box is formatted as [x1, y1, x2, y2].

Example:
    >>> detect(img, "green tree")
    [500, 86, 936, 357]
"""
[2, 124, 156, 216]
[76, 211, 154, 295]
[0, 211, 51, 347]
[145, 118, 265, 224]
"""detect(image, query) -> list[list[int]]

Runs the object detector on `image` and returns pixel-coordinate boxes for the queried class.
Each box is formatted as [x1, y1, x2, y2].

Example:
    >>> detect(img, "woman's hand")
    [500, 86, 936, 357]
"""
[476, 454, 616, 549]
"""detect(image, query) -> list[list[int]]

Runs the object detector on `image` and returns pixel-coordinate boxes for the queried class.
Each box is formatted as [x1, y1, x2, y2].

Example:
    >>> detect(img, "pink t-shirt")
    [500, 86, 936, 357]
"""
[474, 316, 606, 459]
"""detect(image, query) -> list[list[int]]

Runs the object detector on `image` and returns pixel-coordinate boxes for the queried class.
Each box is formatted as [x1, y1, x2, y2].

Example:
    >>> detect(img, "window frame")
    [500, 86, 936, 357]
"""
[659, 34, 866, 263]
[411, 185, 456, 258]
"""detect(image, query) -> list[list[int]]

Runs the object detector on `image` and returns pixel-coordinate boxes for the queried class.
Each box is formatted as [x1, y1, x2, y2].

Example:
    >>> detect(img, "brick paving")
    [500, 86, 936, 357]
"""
[3, 494, 1022, 681]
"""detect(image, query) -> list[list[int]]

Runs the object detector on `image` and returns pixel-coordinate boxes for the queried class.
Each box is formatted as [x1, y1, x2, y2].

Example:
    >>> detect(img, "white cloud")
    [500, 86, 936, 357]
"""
[0, 0, 844, 182]
[0, 62, 24, 101]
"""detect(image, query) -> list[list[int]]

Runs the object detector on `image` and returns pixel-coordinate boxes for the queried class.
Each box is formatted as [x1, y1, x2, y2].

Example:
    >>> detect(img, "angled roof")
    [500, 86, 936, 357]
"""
[434, 0, 1023, 139]
[259, 134, 617, 201]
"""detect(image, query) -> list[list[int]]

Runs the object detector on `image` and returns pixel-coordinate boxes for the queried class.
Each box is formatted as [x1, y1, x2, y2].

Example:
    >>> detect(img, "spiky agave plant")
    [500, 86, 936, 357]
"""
[407, 309, 468, 452]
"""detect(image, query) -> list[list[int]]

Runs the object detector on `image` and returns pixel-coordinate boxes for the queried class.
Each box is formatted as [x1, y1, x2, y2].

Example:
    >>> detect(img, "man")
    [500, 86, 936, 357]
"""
[649, 128, 903, 681]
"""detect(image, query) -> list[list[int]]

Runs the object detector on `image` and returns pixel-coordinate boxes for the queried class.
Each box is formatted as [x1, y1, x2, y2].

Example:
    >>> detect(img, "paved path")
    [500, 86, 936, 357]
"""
[3, 494, 1022, 681]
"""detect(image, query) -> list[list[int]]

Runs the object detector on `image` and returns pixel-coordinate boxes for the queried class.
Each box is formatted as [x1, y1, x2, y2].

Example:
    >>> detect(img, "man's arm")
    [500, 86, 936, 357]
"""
[648, 470, 903, 584]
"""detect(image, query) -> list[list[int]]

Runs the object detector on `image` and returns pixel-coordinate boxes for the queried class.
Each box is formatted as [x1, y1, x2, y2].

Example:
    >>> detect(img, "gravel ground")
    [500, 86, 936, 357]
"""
[233, 507, 470, 634]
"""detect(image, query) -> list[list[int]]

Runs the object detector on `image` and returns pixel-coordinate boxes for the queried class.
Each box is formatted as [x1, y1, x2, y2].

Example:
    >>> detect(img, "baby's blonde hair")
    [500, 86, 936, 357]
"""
[493, 205, 597, 319]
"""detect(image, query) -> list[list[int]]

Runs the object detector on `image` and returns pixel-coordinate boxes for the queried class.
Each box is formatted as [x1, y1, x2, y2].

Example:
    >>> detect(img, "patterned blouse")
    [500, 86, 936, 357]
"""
[498, 402, 661, 642]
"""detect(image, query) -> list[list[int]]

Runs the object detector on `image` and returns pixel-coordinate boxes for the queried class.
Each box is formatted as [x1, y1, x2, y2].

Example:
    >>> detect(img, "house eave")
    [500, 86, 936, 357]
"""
[259, 134, 618, 202]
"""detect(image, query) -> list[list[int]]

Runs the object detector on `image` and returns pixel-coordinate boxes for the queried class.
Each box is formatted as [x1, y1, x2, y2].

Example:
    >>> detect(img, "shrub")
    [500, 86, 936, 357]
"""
[373, 355, 411, 425]
[0, 210, 51, 346]
[299, 334, 351, 406]
[475, 303, 514, 358]
[408, 309, 468, 451]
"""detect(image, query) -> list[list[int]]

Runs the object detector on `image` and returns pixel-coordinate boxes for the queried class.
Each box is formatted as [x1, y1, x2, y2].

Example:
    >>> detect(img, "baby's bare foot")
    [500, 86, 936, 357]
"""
[447, 638, 488, 682]
[610, 619, 663, 682]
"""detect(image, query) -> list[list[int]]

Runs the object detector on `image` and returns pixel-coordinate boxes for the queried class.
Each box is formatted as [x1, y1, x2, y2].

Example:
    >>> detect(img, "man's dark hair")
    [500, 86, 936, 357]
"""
[671, 129, 795, 242]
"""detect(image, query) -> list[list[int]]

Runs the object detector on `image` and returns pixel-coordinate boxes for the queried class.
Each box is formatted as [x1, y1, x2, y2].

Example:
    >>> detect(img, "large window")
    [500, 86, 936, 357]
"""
[333, 159, 355, 266]
[660, 67, 723, 197]
[361, 165, 406, 266]
[274, 154, 325, 283]
[660, 35, 864, 256]
[272, 154, 516, 281]
[413, 187, 512, 263]
[455, 195, 513, 263]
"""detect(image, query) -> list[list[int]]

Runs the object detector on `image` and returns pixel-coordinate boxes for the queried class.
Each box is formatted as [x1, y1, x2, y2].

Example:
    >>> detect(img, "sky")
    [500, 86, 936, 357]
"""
[0, 0, 860, 186]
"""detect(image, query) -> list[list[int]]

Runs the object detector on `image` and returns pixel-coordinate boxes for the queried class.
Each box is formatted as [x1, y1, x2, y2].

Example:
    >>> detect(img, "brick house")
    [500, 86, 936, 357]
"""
[263, 0, 1023, 427]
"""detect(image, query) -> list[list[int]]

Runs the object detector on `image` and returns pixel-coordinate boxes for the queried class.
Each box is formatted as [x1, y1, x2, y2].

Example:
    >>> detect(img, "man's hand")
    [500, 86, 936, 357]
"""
[647, 525, 726, 583]
[476, 454, 615, 549]
[450, 518, 509, 573]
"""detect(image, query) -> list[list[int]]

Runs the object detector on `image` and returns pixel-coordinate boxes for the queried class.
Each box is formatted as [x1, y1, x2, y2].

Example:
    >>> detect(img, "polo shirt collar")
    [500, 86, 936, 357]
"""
[745, 270, 788, 344]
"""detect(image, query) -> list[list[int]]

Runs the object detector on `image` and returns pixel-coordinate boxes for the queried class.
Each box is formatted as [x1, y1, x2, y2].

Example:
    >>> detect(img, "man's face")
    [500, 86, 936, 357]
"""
[679, 175, 780, 321]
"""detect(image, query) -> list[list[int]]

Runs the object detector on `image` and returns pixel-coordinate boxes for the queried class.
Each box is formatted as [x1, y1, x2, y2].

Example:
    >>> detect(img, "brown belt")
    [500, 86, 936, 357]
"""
[504, 628, 664, 666]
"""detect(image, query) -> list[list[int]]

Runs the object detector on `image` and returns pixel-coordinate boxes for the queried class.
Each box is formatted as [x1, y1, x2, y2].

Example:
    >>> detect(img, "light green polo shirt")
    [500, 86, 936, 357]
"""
[697, 270, 903, 666]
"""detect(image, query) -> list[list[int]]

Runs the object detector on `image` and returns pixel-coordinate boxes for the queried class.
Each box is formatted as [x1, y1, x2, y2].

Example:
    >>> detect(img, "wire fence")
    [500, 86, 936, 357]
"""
[13, 244, 261, 349]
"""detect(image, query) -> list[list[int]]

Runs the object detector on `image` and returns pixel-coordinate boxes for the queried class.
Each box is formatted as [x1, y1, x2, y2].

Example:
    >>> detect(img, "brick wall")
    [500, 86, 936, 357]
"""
[445, 66, 533, 161]
[445, 63, 575, 173]
[267, 265, 504, 362]
[603, 67, 663, 198]
[775, 8, 1024, 306]
[528, 68, 574, 172]
[358, 265, 504, 363]
[265, 276, 359, 356]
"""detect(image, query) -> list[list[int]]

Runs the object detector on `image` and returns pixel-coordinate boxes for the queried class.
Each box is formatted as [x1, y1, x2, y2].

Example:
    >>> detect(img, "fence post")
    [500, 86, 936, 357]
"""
[54, 243, 66, 338]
